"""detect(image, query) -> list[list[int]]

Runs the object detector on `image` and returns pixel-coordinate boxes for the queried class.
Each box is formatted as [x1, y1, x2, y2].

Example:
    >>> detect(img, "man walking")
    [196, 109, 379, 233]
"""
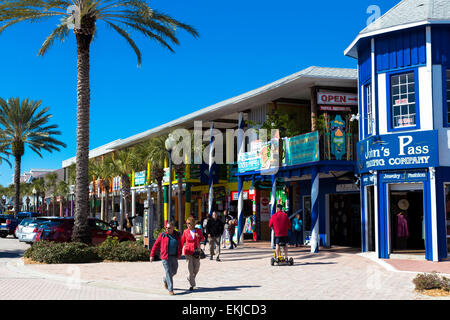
[206, 211, 224, 261]
[150, 221, 182, 295]
[269, 204, 291, 262]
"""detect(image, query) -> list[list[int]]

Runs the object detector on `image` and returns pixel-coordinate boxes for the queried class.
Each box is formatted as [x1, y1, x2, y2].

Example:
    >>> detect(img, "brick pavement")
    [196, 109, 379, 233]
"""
[1, 238, 449, 300]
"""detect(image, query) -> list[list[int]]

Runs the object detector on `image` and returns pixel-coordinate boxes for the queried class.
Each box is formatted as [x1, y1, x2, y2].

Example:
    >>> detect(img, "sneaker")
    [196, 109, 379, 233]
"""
[189, 286, 194, 291]
[216, 257, 221, 262]
[169, 291, 175, 295]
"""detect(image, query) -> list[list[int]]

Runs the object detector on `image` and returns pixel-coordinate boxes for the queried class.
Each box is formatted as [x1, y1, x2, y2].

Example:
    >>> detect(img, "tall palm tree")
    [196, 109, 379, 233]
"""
[0, 97, 66, 214]
[0, 0, 198, 244]
[56, 180, 69, 216]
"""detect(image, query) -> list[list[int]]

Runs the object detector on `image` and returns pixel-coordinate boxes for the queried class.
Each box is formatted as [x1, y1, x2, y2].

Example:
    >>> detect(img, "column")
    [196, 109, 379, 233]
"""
[208, 122, 215, 217]
[131, 189, 136, 234]
[163, 185, 168, 225]
[185, 183, 191, 221]
[119, 190, 123, 231]
[237, 176, 244, 244]
[270, 174, 277, 249]
[310, 166, 320, 253]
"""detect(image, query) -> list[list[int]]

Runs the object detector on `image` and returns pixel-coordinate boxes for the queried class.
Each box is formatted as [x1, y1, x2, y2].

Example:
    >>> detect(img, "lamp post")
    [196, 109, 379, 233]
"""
[165, 134, 177, 222]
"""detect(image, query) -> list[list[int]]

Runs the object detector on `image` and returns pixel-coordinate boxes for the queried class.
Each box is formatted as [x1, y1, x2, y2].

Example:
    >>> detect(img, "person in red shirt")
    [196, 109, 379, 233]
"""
[181, 216, 205, 291]
[269, 204, 292, 261]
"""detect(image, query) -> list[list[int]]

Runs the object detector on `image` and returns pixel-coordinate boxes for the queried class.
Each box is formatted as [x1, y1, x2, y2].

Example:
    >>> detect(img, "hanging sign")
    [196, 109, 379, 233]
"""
[330, 115, 346, 160]
[320, 106, 353, 112]
[357, 130, 439, 174]
[317, 92, 358, 106]
[381, 171, 428, 183]
[284, 131, 320, 166]
[134, 171, 146, 186]
[238, 150, 261, 173]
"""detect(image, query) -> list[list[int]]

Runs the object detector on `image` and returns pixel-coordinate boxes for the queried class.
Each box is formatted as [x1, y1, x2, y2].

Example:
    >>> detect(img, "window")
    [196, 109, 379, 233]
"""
[365, 84, 373, 135]
[447, 70, 450, 125]
[391, 72, 416, 129]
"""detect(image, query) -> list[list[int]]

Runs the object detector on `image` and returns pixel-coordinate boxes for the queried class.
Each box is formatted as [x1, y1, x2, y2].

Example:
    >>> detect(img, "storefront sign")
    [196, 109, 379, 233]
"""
[330, 115, 346, 160]
[362, 175, 374, 186]
[320, 105, 353, 112]
[357, 130, 439, 174]
[284, 131, 320, 166]
[336, 184, 360, 192]
[134, 171, 146, 186]
[238, 150, 261, 173]
[381, 171, 428, 183]
[317, 92, 358, 106]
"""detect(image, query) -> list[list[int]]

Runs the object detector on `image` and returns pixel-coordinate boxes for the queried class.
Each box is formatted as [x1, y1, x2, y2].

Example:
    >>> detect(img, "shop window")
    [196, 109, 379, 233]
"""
[446, 70, 450, 126]
[365, 83, 373, 136]
[390, 72, 417, 129]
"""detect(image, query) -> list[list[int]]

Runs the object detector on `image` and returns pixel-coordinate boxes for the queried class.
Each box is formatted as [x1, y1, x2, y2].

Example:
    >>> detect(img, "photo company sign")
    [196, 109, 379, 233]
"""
[357, 130, 439, 174]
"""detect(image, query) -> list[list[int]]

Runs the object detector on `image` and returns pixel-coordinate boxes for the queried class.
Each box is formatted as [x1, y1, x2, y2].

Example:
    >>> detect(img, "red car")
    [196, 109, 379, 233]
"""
[35, 217, 135, 244]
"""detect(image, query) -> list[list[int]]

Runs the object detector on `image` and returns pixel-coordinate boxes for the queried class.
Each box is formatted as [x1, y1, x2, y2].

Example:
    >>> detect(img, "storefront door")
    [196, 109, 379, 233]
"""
[389, 184, 425, 253]
[329, 194, 361, 247]
[366, 186, 376, 251]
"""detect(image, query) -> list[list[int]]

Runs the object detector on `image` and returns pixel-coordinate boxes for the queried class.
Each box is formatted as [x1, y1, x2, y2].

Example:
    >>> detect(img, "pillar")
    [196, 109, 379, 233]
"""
[310, 166, 320, 253]
[237, 176, 244, 244]
[163, 185, 168, 225]
[270, 174, 277, 249]
[131, 189, 136, 234]
[185, 183, 191, 221]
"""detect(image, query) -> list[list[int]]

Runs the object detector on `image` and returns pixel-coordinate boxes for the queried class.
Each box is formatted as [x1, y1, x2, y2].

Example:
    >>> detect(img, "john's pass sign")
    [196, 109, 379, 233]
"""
[357, 130, 439, 174]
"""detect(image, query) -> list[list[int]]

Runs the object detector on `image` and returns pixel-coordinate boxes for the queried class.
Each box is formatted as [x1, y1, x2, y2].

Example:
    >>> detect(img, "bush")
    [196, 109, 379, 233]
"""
[24, 241, 99, 264]
[153, 227, 165, 239]
[413, 272, 450, 291]
[97, 236, 150, 262]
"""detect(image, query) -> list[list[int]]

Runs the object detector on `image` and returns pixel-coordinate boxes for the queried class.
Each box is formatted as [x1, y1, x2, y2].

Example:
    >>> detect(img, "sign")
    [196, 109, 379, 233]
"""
[284, 131, 320, 166]
[231, 191, 249, 201]
[357, 130, 439, 174]
[238, 150, 261, 173]
[381, 171, 428, 183]
[317, 92, 358, 106]
[260, 197, 270, 222]
[330, 115, 346, 160]
[134, 171, 146, 186]
[336, 184, 360, 192]
[320, 106, 353, 112]
[362, 175, 374, 186]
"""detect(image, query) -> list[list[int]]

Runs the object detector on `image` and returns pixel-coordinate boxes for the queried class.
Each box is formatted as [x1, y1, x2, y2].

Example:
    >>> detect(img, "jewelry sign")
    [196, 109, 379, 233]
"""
[357, 130, 439, 174]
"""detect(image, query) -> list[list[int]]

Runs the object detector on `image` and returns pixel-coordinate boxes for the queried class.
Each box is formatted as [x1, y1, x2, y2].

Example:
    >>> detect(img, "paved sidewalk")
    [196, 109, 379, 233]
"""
[3, 240, 449, 300]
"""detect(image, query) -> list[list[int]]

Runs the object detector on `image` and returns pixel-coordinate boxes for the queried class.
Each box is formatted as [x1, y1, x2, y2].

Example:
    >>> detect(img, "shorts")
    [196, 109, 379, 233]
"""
[275, 236, 289, 246]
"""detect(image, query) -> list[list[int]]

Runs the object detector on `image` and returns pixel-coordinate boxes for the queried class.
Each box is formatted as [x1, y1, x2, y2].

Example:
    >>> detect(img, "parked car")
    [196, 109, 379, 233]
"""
[16, 217, 57, 244]
[35, 217, 136, 245]
[0, 213, 19, 238]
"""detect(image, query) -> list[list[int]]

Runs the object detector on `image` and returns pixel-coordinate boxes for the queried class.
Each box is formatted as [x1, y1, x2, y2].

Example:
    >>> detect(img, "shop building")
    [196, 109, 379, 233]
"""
[345, 0, 450, 261]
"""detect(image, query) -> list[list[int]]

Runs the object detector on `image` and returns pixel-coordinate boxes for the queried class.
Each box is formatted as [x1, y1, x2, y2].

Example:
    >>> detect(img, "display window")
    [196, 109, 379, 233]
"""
[445, 185, 450, 252]
[391, 72, 416, 129]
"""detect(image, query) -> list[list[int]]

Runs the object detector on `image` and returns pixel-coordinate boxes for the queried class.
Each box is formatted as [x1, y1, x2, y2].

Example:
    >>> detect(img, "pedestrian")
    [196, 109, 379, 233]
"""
[150, 221, 182, 296]
[206, 211, 225, 261]
[227, 215, 237, 249]
[123, 213, 136, 233]
[181, 216, 205, 291]
[269, 204, 292, 262]
[110, 216, 119, 230]
[292, 213, 303, 247]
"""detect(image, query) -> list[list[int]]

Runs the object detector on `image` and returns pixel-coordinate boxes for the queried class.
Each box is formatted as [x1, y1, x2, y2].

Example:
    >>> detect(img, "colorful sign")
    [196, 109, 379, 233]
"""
[320, 106, 353, 112]
[330, 115, 346, 160]
[238, 150, 261, 173]
[284, 131, 320, 166]
[317, 92, 358, 106]
[357, 130, 439, 174]
[134, 171, 146, 186]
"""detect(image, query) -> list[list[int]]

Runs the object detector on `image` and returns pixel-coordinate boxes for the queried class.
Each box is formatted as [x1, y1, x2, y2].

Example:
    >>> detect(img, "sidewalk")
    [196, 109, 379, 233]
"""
[4, 240, 449, 300]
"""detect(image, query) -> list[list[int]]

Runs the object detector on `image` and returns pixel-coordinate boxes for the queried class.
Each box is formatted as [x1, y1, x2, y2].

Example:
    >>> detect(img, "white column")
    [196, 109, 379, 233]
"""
[131, 189, 136, 234]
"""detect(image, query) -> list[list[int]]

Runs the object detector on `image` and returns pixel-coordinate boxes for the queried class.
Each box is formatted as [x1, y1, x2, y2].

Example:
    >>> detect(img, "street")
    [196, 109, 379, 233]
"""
[0, 236, 447, 300]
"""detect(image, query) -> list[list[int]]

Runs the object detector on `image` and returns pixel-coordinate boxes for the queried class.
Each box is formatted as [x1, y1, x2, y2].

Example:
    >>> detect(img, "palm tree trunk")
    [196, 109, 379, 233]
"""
[13, 155, 21, 214]
[72, 29, 94, 244]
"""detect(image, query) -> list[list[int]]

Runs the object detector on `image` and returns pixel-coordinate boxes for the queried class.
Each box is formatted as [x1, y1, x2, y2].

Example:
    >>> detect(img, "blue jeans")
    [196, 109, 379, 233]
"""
[162, 256, 178, 291]
[293, 231, 302, 245]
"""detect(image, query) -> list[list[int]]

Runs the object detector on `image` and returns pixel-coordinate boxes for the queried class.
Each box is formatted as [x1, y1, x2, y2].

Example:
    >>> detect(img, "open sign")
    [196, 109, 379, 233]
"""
[318, 92, 358, 106]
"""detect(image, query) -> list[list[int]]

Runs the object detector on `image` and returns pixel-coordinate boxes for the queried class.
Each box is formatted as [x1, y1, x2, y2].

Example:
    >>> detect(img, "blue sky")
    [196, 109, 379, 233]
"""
[0, 0, 397, 186]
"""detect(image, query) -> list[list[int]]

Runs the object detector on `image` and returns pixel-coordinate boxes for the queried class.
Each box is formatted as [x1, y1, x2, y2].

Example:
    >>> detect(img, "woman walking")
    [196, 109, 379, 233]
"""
[181, 216, 205, 291]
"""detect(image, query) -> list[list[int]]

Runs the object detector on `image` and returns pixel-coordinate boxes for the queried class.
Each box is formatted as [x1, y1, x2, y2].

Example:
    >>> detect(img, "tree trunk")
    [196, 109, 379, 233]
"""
[72, 29, 94, 244]
[13, 155, 21, 214]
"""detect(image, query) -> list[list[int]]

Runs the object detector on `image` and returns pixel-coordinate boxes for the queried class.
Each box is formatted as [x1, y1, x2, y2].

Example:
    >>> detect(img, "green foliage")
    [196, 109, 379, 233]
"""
[97, 236, 150, 262]
[153, 227, 166, 239]
[413, 272, 450, 291]
[24, 241, 99, 264]
[252, 109, 308, 138]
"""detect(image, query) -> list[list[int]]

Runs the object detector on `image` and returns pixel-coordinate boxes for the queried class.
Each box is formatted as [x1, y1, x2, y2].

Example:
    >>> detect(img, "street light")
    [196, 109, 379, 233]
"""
[165, 134, 177, 222]
[32, 188, 37, 212]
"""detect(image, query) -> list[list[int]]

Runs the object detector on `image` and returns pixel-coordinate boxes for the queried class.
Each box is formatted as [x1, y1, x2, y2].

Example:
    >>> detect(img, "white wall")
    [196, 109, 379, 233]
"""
[377, 73, 388, 135]
[432, 64, 450, 167]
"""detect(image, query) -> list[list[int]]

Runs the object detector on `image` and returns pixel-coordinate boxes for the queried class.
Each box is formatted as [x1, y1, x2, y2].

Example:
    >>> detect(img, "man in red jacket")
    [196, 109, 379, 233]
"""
[269, 204, 291, 262]
[150, 221, 182, 295]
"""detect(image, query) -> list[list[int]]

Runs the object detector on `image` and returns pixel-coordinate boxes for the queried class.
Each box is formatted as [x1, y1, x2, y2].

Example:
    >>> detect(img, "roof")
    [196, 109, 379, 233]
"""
[61, 66, 357, 167]
[345, 0, 450, 58]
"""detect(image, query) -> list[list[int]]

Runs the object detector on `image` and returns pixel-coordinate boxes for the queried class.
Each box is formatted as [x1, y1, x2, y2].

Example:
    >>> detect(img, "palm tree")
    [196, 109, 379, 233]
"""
[45, 172, 58, 216]
[0, 0, 199, 244]
[56, 180, 70, 216]
[31, 177, 46, 214]
[0, 98, 66, 214]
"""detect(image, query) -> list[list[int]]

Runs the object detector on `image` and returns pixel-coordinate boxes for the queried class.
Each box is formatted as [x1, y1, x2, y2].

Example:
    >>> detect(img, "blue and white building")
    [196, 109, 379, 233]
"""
[345, 0, 450, 261]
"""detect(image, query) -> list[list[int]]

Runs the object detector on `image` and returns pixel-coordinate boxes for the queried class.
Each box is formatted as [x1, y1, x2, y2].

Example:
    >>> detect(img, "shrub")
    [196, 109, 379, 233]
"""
[97, 236, 150, 262]
[413, 272, 450, 291]
[24, 241, 99, 264]
[153, 227, 165, 239]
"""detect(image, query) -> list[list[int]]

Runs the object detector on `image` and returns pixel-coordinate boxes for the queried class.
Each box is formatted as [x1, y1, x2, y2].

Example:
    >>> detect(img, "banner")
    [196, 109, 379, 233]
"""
[284, 131, 320, 166]
[134, 171, 146, 186]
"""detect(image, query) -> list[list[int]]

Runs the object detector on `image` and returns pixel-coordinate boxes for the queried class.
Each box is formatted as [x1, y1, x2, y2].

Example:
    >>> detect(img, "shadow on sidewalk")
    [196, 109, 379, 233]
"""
[175, 285, 260, 295]
[0, 250, 24, 259]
